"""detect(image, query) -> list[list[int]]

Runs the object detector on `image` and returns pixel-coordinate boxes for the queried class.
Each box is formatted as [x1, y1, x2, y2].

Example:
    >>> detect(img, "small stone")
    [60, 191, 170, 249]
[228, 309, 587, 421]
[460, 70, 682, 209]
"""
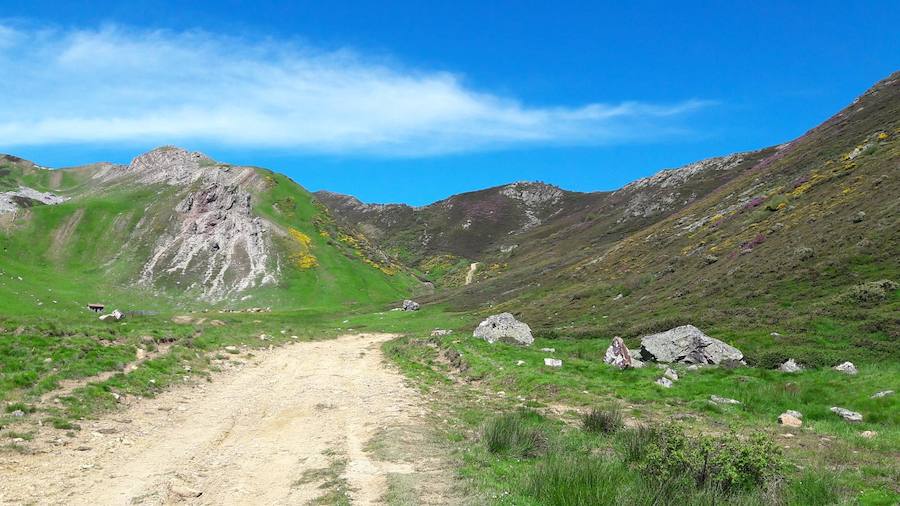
[224, 346, 239, 353]
[780, 433, 795, 438]
[871, 390, 894, 399]
[540, 348, 556, 353]
[778, 359, 803, 373]
[710, 395, 741, 405]
[75, 446, 92, 451]
[833, 362, 858, 375]
[830, 406, 863, 422]
[544, 358, 562, 368]
[664, 368, 679, 381]
[43, 357, 53, 363]
[515, 360, 525, 366]
[778, 413, 802, 427]
[11, 409, 25, 417]
[860, 431, 877, 439]
[785, 410, 803, 419]
[97, 428, 118, 434]
[655, 377, 673, 388]
[430, 329, 453, 337]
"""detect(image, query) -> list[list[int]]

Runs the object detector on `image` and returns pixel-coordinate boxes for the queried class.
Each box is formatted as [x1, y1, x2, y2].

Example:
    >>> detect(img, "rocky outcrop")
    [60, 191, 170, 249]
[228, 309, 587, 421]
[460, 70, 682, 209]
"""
[402, 300, 421, 311]
[473, 313, 534, 345]
[639, 325, 743, 365]
[0, 187, 68, 214]
[138, 182, 277, 301]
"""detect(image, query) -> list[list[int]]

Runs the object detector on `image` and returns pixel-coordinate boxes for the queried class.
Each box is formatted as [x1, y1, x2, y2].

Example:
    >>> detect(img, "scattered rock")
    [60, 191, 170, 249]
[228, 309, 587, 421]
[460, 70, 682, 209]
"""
[833, 362, 858, 375]
[785, 410, 803, 419]
[171, 315, 194, 324]
[860, 431, 877, 439]
[778, 359, 803, 373]
[830, 407, 863, 423]
[778, 413, 803, 428]
[664, 368, 679, 381]
[655, 377, 673, 388]
[544, 358, 562, 368]
[603, 337, 637, 369]
[703, 254, 719, 265]
[473, 313, 534, 345]
[871, 390, 894, 399]
[516, 360, 525, 366]
[639, 325, 743, 364]
[97, 428, 118, 435]
[75, 446, 91, 451]
[100, 310, 125, 322]
[224, 345, 239, 353]
[209, 320, 226, 327]
[430, 329, 452, 337]
[540, 347, 556, 353]
[401, 300, 420, 311]
[11, 410, 25, 417]
[709, 395, 741, 405]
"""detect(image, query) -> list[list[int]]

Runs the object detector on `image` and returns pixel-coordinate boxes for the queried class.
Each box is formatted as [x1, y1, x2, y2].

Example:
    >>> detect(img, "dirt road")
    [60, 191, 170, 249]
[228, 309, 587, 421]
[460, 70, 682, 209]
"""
[0, 334, 457, 505]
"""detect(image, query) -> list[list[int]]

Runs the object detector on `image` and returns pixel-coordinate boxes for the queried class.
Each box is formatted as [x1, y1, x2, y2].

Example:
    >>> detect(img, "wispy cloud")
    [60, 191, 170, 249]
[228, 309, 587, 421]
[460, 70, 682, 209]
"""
[0, 24, 712, 156]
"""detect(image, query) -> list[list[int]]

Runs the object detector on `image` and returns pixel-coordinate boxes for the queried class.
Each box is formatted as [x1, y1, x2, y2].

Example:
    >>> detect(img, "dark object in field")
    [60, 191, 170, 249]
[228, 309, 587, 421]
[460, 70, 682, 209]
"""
[87, 303, 106, 313]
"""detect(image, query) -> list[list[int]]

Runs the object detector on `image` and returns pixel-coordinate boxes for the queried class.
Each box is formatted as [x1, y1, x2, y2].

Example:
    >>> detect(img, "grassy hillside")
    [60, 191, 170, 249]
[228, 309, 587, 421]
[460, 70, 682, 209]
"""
[0, 150, 419, 318]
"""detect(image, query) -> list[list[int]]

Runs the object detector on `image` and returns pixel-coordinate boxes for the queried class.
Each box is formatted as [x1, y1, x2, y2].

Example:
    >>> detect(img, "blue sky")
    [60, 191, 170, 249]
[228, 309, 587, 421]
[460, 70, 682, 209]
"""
[0, 1, 897, 205]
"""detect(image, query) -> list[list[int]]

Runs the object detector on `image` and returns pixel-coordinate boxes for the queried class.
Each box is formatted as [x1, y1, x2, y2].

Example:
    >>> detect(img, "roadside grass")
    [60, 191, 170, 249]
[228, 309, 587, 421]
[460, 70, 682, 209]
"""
[380, 310, 900, 505]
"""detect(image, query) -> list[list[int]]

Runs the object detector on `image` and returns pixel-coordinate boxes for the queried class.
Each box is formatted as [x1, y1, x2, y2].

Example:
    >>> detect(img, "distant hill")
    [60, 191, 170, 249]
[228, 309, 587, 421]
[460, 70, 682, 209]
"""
[0, 147, 417, 316]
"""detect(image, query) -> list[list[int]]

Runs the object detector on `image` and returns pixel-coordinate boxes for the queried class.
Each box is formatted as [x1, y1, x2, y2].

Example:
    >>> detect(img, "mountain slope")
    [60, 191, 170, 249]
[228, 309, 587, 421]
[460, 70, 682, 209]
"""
[317, 149, 774, 286]
[0, 147, 417, 316]
[318, 71, 899, 365]
[443, 71, 900, 364]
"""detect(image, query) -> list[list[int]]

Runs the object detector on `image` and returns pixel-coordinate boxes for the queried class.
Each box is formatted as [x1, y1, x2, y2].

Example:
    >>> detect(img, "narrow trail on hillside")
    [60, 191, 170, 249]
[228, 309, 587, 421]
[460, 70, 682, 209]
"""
[1, 334, 458, 505]
[464, 262, 478, 285]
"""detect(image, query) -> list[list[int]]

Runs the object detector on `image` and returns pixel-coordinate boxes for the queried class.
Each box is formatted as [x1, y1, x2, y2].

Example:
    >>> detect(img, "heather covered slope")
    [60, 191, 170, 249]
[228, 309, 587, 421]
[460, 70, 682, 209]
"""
[317, 149, 773, 287]
[0, 148, 417, 316]
[443, 71, 900, 365]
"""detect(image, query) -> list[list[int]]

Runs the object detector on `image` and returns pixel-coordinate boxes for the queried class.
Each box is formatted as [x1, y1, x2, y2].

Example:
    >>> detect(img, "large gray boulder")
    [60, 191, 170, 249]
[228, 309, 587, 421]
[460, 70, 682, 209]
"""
[473, 313, 534, 345]
[401, 300, 421, 311]
[639, 325, 743, 365]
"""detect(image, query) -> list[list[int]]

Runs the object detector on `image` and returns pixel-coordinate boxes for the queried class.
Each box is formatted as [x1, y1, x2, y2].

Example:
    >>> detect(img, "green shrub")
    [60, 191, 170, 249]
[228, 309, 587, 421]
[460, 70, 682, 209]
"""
[482, 410, 548, 458]
[4, 402, 35, 414]
[639, 424, 785, 493]
[582, 407, 622, 434]
[845, 279, 898, 305]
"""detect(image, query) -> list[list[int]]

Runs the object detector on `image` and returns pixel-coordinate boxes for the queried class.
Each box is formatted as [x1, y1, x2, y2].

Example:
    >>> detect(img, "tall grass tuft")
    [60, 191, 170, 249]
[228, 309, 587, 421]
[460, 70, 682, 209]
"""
[582, 406, 623, 434]
[526, 455, 628, 505]
[482, 410, 547, 458]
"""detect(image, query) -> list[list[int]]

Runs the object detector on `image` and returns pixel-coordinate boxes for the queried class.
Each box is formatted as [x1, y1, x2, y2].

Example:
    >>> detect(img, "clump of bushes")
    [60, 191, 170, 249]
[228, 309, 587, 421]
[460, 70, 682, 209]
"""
[845, 279, 898, 304]
[582, 407, 622, 434]
[482, 410, 548, 458]
[793, 246, 814, 261]
[632, 424, 785, 493]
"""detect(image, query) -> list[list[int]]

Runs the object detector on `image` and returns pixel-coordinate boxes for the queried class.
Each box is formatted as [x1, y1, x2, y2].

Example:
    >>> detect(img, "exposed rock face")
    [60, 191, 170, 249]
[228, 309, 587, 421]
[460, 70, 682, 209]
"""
[834, 362, 858, 375]
[778, 359, 803, 373]
[639, 325, 743, 365]
[402, 300, 421, 311]
[831, 407, 863, 423]
[138, 182, 277, 301]
[0, 187, 68, 214]
[603, 337, 635, 369]
[473, 313, 534, 345]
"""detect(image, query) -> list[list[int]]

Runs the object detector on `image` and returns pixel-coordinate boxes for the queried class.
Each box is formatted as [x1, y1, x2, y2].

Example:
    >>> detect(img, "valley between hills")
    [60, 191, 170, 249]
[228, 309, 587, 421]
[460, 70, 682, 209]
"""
[0, 72, 897, 505]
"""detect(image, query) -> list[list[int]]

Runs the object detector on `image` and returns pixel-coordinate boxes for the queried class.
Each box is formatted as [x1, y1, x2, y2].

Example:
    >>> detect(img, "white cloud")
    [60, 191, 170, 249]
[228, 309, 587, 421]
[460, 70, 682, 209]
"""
[0, 25, 712, 156]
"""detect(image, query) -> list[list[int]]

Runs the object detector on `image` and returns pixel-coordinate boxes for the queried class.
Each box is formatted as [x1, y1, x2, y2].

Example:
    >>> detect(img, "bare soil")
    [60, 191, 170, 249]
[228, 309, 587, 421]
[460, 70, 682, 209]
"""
[0, 334, 460, 505]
